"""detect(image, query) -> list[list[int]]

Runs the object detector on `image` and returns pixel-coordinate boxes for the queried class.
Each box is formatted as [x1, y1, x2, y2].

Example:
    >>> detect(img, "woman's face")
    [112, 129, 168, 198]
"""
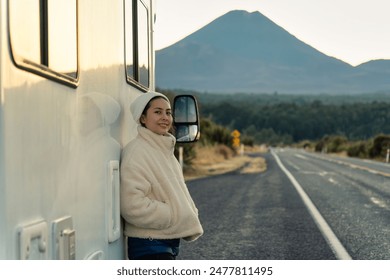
[140, 98, 172, 135]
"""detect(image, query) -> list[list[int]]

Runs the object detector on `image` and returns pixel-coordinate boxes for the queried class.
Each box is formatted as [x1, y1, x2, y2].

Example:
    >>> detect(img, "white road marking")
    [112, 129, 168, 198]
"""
[286, 160, 301, 171]
[328, 178, 338, 185]
[370, 197, 389, 210]
[295, 154, 308, 160]
[309, 153, 390, 178]
[271, 150, 352, 260]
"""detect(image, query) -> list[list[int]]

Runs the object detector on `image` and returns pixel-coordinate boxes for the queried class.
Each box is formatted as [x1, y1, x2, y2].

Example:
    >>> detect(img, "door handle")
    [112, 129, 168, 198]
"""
[107, 160, 120, 243]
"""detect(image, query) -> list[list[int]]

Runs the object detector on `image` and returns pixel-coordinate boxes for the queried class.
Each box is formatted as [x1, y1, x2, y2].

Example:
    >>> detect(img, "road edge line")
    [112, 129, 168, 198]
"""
[271, 149, 352, 260]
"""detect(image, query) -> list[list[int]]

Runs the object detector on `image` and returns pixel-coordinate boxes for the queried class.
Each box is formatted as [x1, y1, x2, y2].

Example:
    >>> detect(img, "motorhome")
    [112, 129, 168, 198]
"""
[0, 0, 199, 260]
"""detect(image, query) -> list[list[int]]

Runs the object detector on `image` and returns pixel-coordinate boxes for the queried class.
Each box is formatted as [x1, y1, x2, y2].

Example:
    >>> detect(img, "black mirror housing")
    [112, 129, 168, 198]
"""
[173, 95, 200, 143]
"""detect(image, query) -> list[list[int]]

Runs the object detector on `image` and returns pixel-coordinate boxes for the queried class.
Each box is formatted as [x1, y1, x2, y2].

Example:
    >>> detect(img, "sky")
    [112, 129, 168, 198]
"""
[154, 0, 390, 66]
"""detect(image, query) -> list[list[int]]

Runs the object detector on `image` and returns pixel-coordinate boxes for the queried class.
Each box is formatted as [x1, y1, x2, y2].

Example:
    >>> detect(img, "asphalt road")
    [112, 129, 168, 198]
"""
[178, 148, 390, 260]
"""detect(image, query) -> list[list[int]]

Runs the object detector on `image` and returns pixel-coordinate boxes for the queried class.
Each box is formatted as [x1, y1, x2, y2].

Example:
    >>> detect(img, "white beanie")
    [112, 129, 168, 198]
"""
[130, 91, 169, 124]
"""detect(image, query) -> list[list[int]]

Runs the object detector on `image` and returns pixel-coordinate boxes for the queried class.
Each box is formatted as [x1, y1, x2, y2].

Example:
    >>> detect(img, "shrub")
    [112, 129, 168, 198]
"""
[369, 134, 390, 159]
[347, 141, 369, 158]
[199, 118, 233, 147]
[315, 135, 348, 153]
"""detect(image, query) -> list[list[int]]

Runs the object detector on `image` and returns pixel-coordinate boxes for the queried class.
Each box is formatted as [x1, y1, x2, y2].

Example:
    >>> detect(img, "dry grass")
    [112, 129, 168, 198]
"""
[240, 156, 267, 174]
[184, 144, 267, 181]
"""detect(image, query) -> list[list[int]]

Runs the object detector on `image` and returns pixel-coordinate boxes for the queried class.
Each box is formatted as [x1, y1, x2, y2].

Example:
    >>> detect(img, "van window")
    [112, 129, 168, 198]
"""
[9, 0, 78, 87]
[124, 0, 150, 90]
[47, 0, 78, 79]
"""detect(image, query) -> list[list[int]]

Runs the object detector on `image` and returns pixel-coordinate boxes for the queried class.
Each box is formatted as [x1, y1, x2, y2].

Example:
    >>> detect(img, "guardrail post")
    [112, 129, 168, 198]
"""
[179, 146, 184, 169]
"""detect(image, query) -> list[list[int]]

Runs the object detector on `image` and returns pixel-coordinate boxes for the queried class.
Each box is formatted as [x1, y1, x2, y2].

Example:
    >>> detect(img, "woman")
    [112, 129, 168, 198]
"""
[120, 91, 203, 260]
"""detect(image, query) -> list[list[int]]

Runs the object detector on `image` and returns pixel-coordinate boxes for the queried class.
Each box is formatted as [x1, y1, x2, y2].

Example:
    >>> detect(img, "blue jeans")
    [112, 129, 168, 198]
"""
[127, 237, 180, 260]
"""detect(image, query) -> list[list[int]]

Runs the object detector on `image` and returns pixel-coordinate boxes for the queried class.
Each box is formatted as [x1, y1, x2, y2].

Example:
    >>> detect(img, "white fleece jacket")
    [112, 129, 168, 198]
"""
[120, 126, 203, 241]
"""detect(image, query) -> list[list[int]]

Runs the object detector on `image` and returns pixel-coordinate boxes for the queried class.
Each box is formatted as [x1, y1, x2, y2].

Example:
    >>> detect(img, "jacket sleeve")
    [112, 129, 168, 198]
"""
[120, 159, 172, 230]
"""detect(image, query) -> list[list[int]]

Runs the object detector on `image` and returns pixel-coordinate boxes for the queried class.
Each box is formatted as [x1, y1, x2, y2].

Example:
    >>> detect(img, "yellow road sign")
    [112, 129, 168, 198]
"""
[233, 138, 240, 147]
[231, 129, 240, 138]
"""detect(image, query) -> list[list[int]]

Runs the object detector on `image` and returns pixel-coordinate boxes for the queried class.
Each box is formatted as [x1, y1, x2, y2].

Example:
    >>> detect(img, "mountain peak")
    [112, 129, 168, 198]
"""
[156, 10, 390, 94]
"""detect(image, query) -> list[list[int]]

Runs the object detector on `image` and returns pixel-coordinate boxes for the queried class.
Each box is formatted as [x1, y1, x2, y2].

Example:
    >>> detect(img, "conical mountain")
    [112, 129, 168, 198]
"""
[156, 10, 390, 94]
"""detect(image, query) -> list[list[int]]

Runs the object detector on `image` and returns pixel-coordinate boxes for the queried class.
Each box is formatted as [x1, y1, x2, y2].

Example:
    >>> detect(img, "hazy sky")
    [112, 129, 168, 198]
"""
[155, 0, 390, 66]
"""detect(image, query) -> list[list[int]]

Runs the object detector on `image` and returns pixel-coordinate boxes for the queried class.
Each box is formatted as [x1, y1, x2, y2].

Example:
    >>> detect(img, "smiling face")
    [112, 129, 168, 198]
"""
[140, 97, 172, 135]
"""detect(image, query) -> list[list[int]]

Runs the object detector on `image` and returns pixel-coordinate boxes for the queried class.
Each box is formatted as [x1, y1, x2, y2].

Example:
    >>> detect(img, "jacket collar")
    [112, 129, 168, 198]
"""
[137, 126, 176, 153]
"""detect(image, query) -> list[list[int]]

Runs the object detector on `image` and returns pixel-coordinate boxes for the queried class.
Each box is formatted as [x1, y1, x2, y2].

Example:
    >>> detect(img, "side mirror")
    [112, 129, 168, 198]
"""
[173, 95, 200, 143]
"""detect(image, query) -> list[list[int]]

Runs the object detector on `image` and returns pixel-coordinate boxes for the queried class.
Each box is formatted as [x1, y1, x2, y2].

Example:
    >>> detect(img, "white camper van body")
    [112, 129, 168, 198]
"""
[0, 0, 157, 259]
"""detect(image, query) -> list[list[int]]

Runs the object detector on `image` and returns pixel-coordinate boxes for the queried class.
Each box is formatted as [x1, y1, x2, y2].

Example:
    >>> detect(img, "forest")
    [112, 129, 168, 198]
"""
[161, 88, 390, 161]
[201, 95, 390, 144]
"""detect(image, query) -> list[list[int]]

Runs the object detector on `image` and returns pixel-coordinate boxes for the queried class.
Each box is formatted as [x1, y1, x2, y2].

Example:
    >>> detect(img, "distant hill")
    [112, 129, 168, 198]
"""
[156, 10, 390, 94]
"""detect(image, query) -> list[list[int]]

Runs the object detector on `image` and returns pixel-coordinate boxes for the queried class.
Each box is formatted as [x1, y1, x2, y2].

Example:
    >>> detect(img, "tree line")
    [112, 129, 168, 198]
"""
[160, 88, 390, 161]
[203, 100, 390, 144]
